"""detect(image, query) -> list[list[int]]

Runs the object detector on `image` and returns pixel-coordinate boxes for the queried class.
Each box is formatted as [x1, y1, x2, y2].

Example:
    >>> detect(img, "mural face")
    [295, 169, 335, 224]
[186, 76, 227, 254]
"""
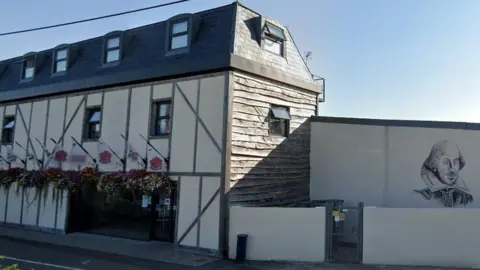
[414, 140, 473, 207]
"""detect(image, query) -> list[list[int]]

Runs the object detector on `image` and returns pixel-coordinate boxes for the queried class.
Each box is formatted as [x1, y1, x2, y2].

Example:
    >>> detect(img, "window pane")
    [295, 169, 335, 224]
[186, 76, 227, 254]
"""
[2, 129, 12, 143]
[88, 123, 100, 139]
[264, 38, 282, 55]
[3, 121, 14, 129]
[171, 35, 188, 49]
[89, 111, 101, 123]
[172, 21, 188, 34]
[24, 67, 34, 78]
[266, 23, 286, 40]
[107, 37, 120, 48]
[158, 103, 170, 117]
[56, 49, 67, 60]
[270, 120, 285, 136]
[271, 107, 291, 120]
[156, 119, 169, 135]
[106, 49, 120, 62]
[55, 60, 67, 72]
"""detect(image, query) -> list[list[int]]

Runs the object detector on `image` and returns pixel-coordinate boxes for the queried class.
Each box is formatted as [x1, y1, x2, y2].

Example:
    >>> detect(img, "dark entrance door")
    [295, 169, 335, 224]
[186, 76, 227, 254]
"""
[149, 184, 177, 242]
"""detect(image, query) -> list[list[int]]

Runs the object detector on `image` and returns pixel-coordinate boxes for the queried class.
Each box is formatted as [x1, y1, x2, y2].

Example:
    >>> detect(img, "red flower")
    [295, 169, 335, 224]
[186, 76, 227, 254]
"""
[99, 151, 112, 164]
[55, 150, 67, 162]
[150, 157, 163, 171]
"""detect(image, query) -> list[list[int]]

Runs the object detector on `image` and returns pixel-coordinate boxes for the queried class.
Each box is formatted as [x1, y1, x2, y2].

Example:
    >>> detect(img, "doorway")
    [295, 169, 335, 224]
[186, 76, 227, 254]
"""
[149, 186, 177, 242]
[67, 182, 177, 242]
[324, 201, 364, 263]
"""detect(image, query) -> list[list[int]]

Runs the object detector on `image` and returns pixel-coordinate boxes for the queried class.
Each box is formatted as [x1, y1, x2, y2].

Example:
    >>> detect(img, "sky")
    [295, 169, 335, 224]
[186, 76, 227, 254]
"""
[1, 0, 480, 122]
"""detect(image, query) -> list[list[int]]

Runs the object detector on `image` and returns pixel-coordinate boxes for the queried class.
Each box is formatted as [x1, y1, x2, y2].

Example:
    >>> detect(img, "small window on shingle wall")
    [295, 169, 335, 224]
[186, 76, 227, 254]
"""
[105, 36, 121, 63]
[84, 107, 101, 140]
[169, 20, 188, 50]
[2, 116, 15, 144]
[262, 22, 286, 56]
[269, 105, 291, 137]
[150, 100, 171, 137]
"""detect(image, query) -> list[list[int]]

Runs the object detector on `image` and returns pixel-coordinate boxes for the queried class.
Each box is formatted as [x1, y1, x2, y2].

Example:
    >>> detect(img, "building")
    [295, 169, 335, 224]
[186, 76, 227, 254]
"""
[0, 1, 323, 256]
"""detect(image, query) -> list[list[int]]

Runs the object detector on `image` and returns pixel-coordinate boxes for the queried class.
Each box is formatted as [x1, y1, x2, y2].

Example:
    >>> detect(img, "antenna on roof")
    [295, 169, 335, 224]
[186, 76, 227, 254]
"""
[304, 51, 313, 68]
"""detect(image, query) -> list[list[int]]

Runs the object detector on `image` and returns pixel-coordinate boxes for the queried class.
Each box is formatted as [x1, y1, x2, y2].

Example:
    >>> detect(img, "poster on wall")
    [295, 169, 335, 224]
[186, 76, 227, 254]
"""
[142, 195, 152, 208]
[414, 140, 473, 208]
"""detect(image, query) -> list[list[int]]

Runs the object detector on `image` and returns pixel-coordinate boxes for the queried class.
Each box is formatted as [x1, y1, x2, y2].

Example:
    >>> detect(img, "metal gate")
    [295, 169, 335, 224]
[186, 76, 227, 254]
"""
[324, 201, 364, 263]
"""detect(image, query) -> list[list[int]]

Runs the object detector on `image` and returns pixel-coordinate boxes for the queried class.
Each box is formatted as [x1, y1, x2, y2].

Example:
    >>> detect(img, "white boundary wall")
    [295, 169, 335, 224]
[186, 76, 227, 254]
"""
[229, 206, 325, 262]
[0, 184, 68, 232]
[363, 207, 480, 268]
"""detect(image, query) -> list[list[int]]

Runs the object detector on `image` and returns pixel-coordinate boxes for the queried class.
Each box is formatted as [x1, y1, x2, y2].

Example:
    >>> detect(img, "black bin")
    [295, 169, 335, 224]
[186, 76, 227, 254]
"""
[235, 234, 248, 263]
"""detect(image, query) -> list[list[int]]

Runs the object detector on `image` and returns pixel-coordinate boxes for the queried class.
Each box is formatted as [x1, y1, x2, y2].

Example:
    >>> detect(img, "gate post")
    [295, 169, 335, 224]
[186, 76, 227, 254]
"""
[324, 201, 333, 262]
[356, 202, 364, 263]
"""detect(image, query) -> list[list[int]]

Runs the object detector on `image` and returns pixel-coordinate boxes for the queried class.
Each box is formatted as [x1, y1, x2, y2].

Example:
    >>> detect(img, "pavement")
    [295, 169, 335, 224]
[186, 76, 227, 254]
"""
[0, 236, 475, 270]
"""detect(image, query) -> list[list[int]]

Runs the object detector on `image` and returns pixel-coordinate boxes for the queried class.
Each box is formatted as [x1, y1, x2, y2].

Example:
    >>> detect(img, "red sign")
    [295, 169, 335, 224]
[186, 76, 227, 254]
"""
[54, 150, 67, 162]
[150, 156, 163, 171]
[99, 151, 112, 164]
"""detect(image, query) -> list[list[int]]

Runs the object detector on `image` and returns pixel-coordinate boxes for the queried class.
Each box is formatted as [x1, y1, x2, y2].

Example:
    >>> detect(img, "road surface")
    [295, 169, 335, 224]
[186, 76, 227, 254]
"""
[0, 236, 469, 270]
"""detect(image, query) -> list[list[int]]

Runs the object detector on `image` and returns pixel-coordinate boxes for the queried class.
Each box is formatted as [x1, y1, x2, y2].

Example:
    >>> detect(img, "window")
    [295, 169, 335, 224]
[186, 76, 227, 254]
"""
[169, 20, 188, 50]
[105, 36, 120, 63]
[2, 116, 15, 144]
[262, 22, 286, 56]
[150, 100, 171, 136]
[84, 108, 101, 140]
[54, 48, 68, 73]
[22, 58, 35, 79]
[269, 105, 291, 137]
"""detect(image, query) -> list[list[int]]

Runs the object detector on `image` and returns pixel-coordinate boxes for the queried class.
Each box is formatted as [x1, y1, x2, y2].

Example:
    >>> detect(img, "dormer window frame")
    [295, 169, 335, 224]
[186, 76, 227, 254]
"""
[165, 13, 201, 56]
[52, 45, 70, 75]
[20, 54, 36, 81]
[102, 32, 123, 66]
[169, 19, 189, 51]
[261, 21, 287, 57]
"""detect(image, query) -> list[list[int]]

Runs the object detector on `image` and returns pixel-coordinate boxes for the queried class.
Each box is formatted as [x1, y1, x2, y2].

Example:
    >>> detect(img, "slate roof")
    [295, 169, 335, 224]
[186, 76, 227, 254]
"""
[0, 3, 236, 102]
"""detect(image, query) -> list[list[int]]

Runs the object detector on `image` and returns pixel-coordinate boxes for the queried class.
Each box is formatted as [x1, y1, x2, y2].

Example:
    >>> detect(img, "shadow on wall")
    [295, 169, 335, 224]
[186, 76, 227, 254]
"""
[228, 118, 312, 207]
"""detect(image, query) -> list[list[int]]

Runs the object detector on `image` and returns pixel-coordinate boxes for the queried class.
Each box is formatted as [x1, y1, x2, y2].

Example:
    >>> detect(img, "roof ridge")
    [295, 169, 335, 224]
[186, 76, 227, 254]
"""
[0, 2, 238, 63]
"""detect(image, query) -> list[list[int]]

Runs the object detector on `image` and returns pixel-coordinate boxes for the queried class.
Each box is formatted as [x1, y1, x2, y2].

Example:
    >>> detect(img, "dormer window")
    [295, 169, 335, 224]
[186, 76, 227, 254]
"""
[105, 36, 120, 63]
[262, 22, 286, 56]
[53, 48, 68, 73]
[170, 20, 188, 50]
[22, 58, 35, 79]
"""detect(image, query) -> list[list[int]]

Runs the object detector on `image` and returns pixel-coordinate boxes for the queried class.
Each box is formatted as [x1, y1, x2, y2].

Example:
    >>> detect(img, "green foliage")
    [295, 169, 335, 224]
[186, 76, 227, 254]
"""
[0, 256, 20, 270]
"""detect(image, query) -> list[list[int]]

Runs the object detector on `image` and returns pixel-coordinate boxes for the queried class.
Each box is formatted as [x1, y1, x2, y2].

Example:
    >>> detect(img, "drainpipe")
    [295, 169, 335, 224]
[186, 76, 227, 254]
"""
[312, 74, 325, 116]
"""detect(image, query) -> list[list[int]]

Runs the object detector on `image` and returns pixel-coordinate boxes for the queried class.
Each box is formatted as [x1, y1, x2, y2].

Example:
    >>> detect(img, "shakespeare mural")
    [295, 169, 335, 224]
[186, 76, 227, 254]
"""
[414, 140, 473, 207]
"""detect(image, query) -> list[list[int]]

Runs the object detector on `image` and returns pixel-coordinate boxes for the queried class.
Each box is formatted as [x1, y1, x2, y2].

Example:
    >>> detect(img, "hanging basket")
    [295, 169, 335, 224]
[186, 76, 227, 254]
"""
[97, 171, 124, 202]
[139, 173, 172, 196]
[0, 168, 25, 191]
